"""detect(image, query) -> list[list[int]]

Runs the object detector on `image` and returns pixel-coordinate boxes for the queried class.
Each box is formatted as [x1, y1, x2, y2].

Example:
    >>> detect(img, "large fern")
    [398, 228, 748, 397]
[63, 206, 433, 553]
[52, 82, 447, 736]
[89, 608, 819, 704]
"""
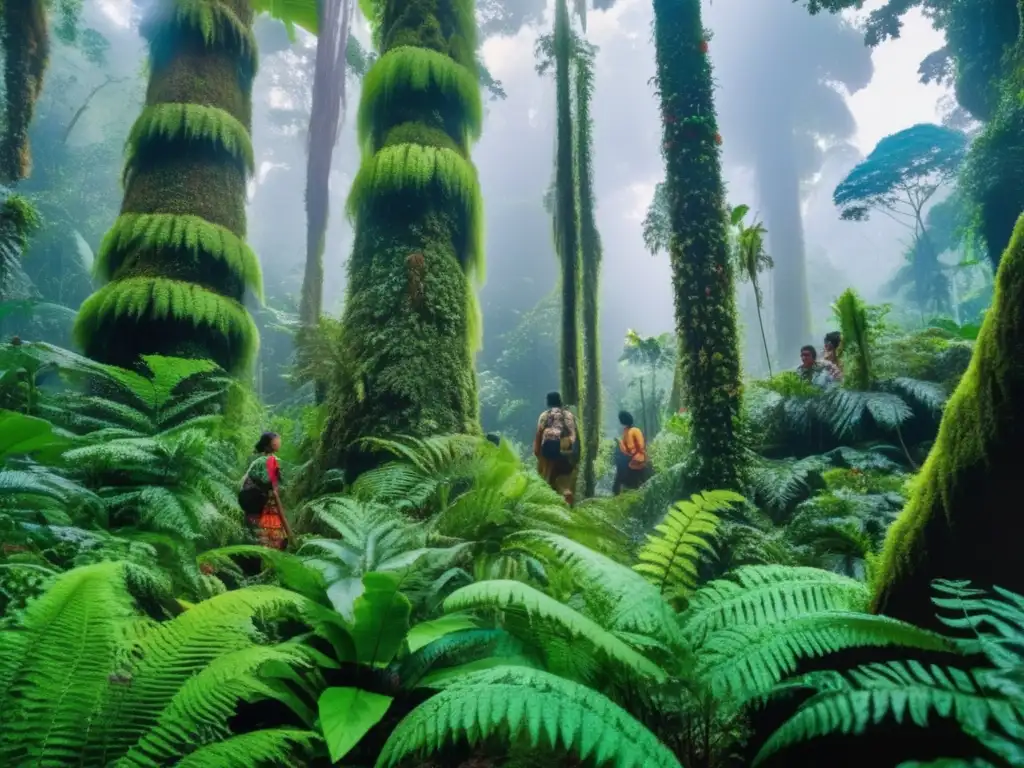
[378, 666, 683, 767]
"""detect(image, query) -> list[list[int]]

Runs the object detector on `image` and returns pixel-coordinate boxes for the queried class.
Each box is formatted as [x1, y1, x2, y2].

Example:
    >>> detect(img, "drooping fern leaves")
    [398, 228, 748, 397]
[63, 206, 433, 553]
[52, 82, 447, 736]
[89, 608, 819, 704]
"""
[635, 490, 742, 598]
[444, 580, 666, 681]
[697, 612, 959, 703]
[174, 729, 323, 767]
[681, 565, 871, 645]
[377, 666, 683, 768]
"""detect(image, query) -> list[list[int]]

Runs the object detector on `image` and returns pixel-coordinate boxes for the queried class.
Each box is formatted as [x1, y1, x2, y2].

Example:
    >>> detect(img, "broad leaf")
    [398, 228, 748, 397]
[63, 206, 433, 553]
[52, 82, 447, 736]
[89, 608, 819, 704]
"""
[351, 572, 412, 666]
[318, 686, 393, 763]
[405, 613, 478, 654]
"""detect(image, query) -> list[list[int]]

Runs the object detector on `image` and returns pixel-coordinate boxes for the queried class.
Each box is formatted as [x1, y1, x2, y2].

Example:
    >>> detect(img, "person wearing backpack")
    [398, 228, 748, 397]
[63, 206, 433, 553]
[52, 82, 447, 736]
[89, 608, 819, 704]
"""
[532, 391, 580, 505]
[613, 410, 650, 495]
[238, 432, 294, 550]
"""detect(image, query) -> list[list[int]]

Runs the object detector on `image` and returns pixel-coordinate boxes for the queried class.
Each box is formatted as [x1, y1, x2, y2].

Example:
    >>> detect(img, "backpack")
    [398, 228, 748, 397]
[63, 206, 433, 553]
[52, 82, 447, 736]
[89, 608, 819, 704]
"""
[238, 458, 272, 516]
[540, 408, 576, 460]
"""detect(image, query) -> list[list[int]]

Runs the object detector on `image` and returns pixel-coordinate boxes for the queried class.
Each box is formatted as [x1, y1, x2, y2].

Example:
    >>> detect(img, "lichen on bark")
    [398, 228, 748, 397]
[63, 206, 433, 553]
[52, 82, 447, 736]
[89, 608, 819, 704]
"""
[72, 0, 261, 373]
[319, 0, 483, 476]
[0, 0, 50, 182]
[872, 213, 1024, 629]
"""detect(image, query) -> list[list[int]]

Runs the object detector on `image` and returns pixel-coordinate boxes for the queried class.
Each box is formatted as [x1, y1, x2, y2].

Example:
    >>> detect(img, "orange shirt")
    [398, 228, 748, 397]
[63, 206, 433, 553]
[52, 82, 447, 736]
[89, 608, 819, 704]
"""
[619, 426, 647, 470]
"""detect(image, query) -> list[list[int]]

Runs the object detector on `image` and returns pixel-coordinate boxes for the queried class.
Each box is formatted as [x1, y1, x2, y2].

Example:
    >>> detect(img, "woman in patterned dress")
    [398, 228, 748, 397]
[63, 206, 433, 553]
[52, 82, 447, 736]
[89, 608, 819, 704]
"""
[238, 432, 293, 549]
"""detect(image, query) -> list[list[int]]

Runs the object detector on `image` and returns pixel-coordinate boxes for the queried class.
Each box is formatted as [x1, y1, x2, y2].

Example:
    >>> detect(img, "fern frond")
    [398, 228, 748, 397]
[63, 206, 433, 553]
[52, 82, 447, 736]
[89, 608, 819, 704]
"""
[635, 490, 741, 597]
[889, 377, 948, 414]
[155, 0, 259, 74]
[681, 565, 870, 644]
[748, 456, 829, 515]
[697, 612, 959, 703]
[821, 388, 913, 437]
[377, 666, 683, 768]
[755, 660, 1022, 765]
[396, 628, 528, 687]
[174, 729, 321, 767]
[444, 580, 666, 681]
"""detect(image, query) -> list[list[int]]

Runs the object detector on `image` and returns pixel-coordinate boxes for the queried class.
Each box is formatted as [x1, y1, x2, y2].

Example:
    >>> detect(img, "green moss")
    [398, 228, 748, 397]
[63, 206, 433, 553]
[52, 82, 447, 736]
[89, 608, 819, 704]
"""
[96, 213, 262, 299]
[124, 103, 255, 183]
[0, 0, 50, 182]
[74, 0, 258, 373]
[381, 122, 462, 156]
[74, 276, 258, 372]
[872, 213, 1024, 627]
[346, 142, 484, 280]
[358, 46, 482, 152]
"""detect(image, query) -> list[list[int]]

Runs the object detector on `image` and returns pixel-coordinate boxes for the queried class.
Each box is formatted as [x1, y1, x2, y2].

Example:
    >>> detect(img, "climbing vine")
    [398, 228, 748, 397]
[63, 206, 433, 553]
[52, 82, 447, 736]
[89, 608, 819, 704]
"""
[73, 0, 262, 372]
[652, 2, 744, 491]
[318, 0, 485, 476]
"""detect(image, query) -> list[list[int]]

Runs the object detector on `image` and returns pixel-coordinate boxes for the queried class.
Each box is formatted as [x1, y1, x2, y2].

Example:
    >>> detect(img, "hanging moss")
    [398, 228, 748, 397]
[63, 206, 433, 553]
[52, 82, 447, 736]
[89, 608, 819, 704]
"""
[124, 102, 255, 182]
[73, 0, 260, 373]
[358, 46, 482, 152]
[872, 214, 1024, 629]
[320, 0, 484, 478]
[74, 277, 258, 370]
[653, 0, 744, 492]
[0, 0, 50, 182]
[346, 142, 484, 280]
[95, 213, 263, 298]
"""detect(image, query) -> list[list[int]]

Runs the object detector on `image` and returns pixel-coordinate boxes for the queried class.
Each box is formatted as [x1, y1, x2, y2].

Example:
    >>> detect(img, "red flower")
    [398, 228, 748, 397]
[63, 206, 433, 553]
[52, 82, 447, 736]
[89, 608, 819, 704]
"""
[200, 562, 216, 575]
[714, 133, 723, 145]
[699, 40, 709, 53]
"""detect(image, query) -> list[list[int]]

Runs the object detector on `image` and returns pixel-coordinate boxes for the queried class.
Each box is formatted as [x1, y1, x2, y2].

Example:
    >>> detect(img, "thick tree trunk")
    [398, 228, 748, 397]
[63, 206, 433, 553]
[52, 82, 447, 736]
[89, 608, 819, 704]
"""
[872, 214, 1024, 629]
[652, 0, 744, 492]
[319, 0, 484, 477]
[754, 130, 811, 363]
[0, 0, 49, 182]
[73, 0, 261, 373]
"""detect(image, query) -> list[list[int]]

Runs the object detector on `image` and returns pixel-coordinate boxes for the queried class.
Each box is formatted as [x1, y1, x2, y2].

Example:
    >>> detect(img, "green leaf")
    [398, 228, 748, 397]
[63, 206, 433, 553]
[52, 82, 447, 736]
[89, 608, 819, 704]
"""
[730, 204, 750, 226]
[351, 572, 412, 666]
[318, 686, 393, 763]
[0, 409, 71, 462]
[405, 613, 478, 654]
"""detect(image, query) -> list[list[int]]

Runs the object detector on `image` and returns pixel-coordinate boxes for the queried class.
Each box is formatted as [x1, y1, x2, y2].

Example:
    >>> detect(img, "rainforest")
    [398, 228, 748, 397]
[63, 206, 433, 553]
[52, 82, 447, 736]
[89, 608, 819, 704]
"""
[1, 0, 1022, 764]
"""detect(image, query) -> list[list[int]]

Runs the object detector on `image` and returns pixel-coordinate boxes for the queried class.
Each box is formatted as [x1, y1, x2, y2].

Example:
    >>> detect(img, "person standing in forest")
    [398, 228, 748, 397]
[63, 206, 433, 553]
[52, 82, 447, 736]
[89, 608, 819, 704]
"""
[613, 410, 649, 495]
[823, 331, 844, 382]
[533, 392, 580, 505]
[797, 344, 841, 387]
[238, 432, 294, 550]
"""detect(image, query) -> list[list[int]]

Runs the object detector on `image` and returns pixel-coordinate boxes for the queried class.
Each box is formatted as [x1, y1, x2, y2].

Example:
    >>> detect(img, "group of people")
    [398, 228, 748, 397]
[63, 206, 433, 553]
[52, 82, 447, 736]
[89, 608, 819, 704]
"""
[238, 334, 847, 547]
[797, 331, 844, 387]
[532, 391, 650, 505]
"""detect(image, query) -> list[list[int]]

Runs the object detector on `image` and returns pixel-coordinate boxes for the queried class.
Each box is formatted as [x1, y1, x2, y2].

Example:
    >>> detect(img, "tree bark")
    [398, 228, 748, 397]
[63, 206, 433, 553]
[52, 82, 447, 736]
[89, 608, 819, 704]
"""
[0, 0, 49, 182]
[652, 0, 744, 492]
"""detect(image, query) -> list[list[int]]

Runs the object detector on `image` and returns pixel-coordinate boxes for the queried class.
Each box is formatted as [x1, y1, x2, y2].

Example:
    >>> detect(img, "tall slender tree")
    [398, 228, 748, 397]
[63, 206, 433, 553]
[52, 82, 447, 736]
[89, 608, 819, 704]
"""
[1, 0, 50, 182]
[73, 0, 274, 373]
[652, 0, 744, 491]
[318, 0, 485, 474]
[575, 40, 602, 498]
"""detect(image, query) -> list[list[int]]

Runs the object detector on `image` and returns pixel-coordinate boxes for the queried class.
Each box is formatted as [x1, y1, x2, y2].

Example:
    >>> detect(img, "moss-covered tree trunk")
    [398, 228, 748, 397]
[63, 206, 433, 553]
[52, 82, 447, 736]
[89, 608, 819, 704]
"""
[72, 0, 262, 373]
[317, 0, 484, 475]
[652, 0, 743, 491]
[576, 48, 602, 499]
[1, 0, 50, 182]
[553, 0, 581, 407]
[872, 214, 1024, 629]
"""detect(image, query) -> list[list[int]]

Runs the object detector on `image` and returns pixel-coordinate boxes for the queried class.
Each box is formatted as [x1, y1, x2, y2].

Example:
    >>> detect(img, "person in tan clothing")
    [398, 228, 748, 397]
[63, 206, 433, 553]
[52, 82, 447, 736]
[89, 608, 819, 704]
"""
[533, 391, 579, 505]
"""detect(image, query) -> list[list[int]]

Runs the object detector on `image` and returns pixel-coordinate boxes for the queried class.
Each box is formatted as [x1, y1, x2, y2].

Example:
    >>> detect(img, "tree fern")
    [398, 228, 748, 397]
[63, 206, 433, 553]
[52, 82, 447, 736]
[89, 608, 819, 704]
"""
[174, 729, 322, 767]
[377, 666, 683, 768]
[444, 580, 667, 681]
[681, 565, 871, 644]
[634, 490, 742, 598]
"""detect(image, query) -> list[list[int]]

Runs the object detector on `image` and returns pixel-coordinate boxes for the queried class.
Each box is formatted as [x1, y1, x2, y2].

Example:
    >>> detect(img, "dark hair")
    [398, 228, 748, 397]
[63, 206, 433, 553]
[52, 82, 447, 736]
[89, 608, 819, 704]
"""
[824, 331, 841, 348]
[800, 345, 817, 359]
[546, 391, 562, 408]
[485, 433, 500, 447]
[618, 410, 634, 427]
[254, 431, 279, 454]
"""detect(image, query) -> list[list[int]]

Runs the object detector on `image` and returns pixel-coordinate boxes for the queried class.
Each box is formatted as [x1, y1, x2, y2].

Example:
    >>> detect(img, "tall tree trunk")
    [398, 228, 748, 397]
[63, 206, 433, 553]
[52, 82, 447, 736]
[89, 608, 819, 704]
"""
[575, 49, 602, 499]
[73, 0, 261, 373]
[872, 214, 1024, 629]
[298, 0, 353, 403]
[1, 0, 49, 182]
[554, 0, 581, 406]
[653, 0, 744, 492]
[754, 130, 811, 363]
[317, 0, 484, 477]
